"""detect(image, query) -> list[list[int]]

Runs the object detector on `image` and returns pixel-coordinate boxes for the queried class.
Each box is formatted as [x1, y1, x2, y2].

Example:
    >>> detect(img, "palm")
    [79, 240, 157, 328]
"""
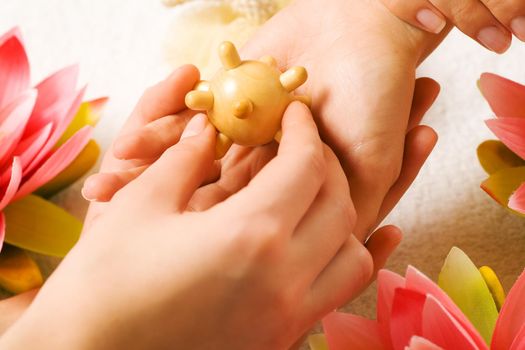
[241, 0, 448, 238]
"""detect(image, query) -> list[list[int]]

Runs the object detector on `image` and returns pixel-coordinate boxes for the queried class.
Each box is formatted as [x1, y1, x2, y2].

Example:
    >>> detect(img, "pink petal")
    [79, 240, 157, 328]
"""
[510, 325, 525, 350]
[0, 212, 4, 252]
[0, 90, 37, 165]
[421, 295, 482, 350]
[14, 126, 92, 200]
[0, 35, 30, 111]
[23, 87, 85, 176]
[377, 269, 406, 346]
[0, 124, 52, 189]
[492, 269, 525, 350]
[508, 183, 525, 214]
[323, 312, 386, 350]
[407, 336, 444, 350]
[0, 27, 23, 47]
[405, 266, 487, 349]
[23, 65, 79, 137]
[479, 73, 525, 119]
[13, 123, 52, 169]
[486, 118, 525, 160]
[0, 157, 22, 211]
[390, 288, 426, 350]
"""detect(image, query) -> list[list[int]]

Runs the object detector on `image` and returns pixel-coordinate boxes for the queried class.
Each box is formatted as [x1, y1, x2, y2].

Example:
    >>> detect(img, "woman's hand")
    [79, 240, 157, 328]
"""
[380, 0, 523, 52]
[0, 102, 399, 350]
[239, 0, 443, 240]
[87, 0, 444, 242]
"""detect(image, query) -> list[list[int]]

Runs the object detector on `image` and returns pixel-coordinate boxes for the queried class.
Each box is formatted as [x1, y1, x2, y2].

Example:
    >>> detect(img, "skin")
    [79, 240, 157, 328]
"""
[0, 0, 450, 346]
[1, 103, 399, 350]
[86, 0, 446, 241]
[381, 0, 525, 48]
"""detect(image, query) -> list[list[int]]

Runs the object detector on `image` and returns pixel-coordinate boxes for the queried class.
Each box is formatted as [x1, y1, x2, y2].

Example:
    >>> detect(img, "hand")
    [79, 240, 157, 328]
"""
[380, 0, 522, 52]
[0, 102, 399, 350]
[238, 0, 444, 240]
[86, 0, 444, 243]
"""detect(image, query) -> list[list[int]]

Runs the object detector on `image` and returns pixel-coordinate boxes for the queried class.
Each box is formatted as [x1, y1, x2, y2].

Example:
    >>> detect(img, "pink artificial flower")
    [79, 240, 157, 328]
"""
[479, 73, 525, 214]
[322, 265, 525, 350]
[0, 27, 92, 250]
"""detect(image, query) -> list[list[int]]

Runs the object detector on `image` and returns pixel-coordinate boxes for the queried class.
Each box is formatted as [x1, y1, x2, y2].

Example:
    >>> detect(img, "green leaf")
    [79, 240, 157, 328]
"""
[479, 266, 506, 311]
[308, 334, 329, 350]
[4, 195, 82, 257]
[36, 140, 100, 198]
[481, 166, 525, 217]
[477, 140, 525, 175]
[0, 245, 43, 294]
[438, 247, 499, 345]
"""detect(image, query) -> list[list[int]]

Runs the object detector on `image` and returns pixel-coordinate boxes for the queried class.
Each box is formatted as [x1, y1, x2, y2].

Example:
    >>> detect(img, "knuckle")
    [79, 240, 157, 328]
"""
[137, 86, 159, 120]
[483, 0, 521, 20]
[300, 143, 326, 180]
[272, 287, 297, 314]
[359, 154, 402, 187]
[386, 0, 409, 12]
[252, 216, 288, 252]
[165, 139, 203, 159]
[350, 243, 374, 285]
[142, 82, 162, 102]
[334, 195, 356, 229]
[449, 1, 483, 26]
[347, 133, 403, 186]
[228, 212, 287, 259]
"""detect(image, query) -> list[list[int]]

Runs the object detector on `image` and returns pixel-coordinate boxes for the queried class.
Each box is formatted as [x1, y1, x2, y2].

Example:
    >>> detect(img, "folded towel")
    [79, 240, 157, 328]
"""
[163, 0, 290, 77]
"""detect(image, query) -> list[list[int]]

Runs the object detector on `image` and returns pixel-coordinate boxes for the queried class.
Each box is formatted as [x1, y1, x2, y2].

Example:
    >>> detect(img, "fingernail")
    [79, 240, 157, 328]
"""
[477, 26, 511, 53]
[180, 114, 207, 140]
[81, 184, 97, 202]
[511, 16, 525, 41]
[416, 9, 446, 34]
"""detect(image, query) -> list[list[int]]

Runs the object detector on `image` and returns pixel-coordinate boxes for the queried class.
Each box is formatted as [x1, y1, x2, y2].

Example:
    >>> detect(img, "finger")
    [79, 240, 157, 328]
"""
[380, 0, 447, 34]
[479, 0, 525, 42]
[114, 110, 194, 160]
[132, 65, 200, 125]
[0, 289, 38, 335]
[376, 125, 438, 224]
[85, 65, 200, 224]
[303, 235, 373, 322]
[370, 79, 438, 221]
[352, 225, 403, 298]
[98, 65, 200, 175]
[350, 77, 438, 240]
[290, 147, 355, 283]
[124, 114, 216, 212]
[188, 144, 277, 211]
[214, 102, 326, 232]
[429, 0, 512, 53]
[81, 165, 148, 202]
[407, 78, 440, 131]
[365, 225, 403, 279]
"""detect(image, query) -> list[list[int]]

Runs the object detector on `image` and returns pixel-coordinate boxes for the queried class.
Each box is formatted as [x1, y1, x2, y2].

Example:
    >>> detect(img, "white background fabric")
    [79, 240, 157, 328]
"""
[2, 0, 524, 331]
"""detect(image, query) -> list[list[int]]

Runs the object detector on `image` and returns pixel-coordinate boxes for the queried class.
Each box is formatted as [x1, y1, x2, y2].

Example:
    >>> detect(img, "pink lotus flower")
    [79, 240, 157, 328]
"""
[0, 27, 95, 251]
[320, 247, 525, 350]
[477, 73, 525, 215]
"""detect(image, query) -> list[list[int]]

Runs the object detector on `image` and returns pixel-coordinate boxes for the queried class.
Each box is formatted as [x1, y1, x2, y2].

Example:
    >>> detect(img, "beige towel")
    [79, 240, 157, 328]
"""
[163, 0, 290, 77]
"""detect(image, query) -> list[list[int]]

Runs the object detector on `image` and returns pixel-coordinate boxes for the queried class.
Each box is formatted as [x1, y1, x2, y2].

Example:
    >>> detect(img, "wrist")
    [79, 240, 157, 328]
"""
[299, 0, 450, 64]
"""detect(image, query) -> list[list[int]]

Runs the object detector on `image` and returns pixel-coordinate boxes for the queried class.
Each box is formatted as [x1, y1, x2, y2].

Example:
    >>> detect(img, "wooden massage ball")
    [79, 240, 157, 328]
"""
[185, 41, 309, 159]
